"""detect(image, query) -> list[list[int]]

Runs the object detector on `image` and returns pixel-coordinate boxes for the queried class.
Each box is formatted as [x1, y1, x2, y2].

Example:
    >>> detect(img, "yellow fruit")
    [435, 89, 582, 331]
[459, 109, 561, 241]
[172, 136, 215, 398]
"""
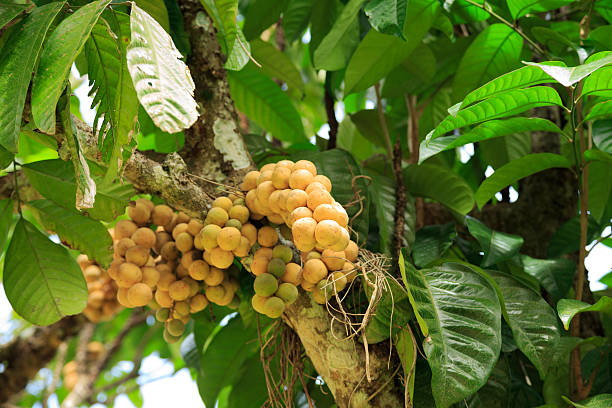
[277, 189, 291, 211]
[117, 287, 133, 307]
[174, 301, 190, 316]
[254, 247, 274, 260]
[206, 207, 229, 227]
[203, 249, 213, 264]
[187, 219, 204, 236]
[289, 169, 314, 190]
[154, 289, 174, 308]
[154, 231, 172, 254]
[330, 227, 350, 251]
[83, 264, 102, 281]
[301, 280, 315, 292]
[341, 262, 357, 282]
[225, 218, 243, 230]
[263, 296, 285, 318]
[107, 259, 123, 280]
[190, 294, 209, 313]
[257, 170, 273, 185]
[280, 263, 302, 285]
[293, 160, 317, 176]
[188, 260, 209, 280]
[232, 236, 251, 257]
[152, 205, 174, 227]
[331, 202, 349, 227]
[163, 328, 181, 343]
[261, 163, 276, 173]
[166, 319, 185, 336]
[217, 227, 241, 251]
[288, 207, 313, 227]
[267, 190, 283, 213]
[267, 214, 284, 224]
[114, 237, 135, 257]
[175, 232, 194, 253]
[229, 205, 249, 224]
[272, 166, 291, 189]
[141, 266, 160, 288]
[180, 250, 201, 269]
[291, 217, 317, 252]
[256, 180, 275, 204]
[321, 249, 346, 271]
[307, 189, 333, 211]
[305, 181, 327, 195]
[132, 228, 156, 249]
[311, 289, 327, 304]
[156, 263, 172, 275]
[136, 198, 155, 212]
[204, 266, 224, 286]
[251, 294, 269, 314]
[205, 285, 226, 304]
[115, 219, 138, 239]
[156, 307, 170, 322]
[168, 280, 191, 301]
[117, 263, 142, 286]
[127, 283, 153, 306]
[241, 171, 260, 191]
[312, 203, 348, 227]
[128, 202, 151, 225]
[212, 196, 233, 212]
[303, 259, 328, 284]
[250, 256, 269, 276]
[241, 223, 257, 245]
[199, 224, 222, 250]
[171, 223, 189, 240]
[157, 272, 177, 291]
[344, 240, 358, 262]
[125, 245, 149, 266]
[176, 212, 190, 224]
[331, 272, 347, 293]
[313, 175, 331, 192]
[161, 241, 180, 261]
[184, 276, 200, 296]
[314, 220, 343, 248]
[258, 226, 278, 247]
[285, 189, 308, 212]
[209, 247, 234, 269]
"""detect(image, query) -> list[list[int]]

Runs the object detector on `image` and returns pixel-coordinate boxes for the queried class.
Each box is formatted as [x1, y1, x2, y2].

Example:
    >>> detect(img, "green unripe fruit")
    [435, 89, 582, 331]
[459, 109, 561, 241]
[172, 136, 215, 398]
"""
[166, 319, 186, 336]
[225, 219, 243, 230]
[267, 258, 286, 278]
[253, 273, 278, 297]
[272, 245, 292, 263]
[163, 327, 181, 343]
[233, 198, 245, 206]
[263, 296, 285, 318]
[276, 283, 298, 305]
[156, 307, 170, 322]
[279, 224, 292, 241]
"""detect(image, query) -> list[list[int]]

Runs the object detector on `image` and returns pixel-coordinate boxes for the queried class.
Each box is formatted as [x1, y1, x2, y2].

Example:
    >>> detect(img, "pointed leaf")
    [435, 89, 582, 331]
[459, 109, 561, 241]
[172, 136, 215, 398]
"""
[400, 259, 502, 408]
[134, 0, 170, 31]
[593, 120, 612, 154]
[242, 0, 289, 40]
[507, 0, 575, 20]
[250, 39, 304, 93]
[0, 2, 64, 152]
[582, 52, 612, 98]
[127, 4, 198, 133]
[584, 148, 612, 165]
[364, 0, 406, 38]
[565, 394, 612, 408]
[465, 216, 523, 267]
[31, 0, 111, 134]
[228, 64, 305, 142]
[312, 0, 366, 70]
[282, 0, 313, 42]
[461, 62, 566, 108]
[480, 132, 531, 169]
[489, 271, 560, 377]
[584, 99, 612, 123]
[420, 117, 561, 163]
[452, 24, 523, 101]
[403, 164, 475, 214]
[3, 218, 88, 325]
[26, 199, 113, 267]
[223, 26, 250, 71]
[411, 223, 457, 268]
[547, 215, 601, 258]
[227, 356, 269, 408]
[521, 255, 575, 302]
[557, 297, 612, 330]
[0, 199, 14, 252]
[475, 153, 571, 209]
[588, 161, 612, 222]
[524, 53, 612, 87]
[394, 326, 416, 402]
[0, 2, 28, 29]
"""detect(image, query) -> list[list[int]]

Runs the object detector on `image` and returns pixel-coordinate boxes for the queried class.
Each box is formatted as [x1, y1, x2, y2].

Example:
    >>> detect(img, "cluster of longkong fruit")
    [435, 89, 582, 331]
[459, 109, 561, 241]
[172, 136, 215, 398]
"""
[62, 341, 105, 390]
[77, 254, 122, 322]
[100, 159, 358, 343]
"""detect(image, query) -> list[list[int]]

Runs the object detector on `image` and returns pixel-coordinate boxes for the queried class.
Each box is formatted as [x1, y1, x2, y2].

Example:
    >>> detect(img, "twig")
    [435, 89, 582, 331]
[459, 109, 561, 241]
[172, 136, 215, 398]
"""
[374, 83, 393, 160]
[586, 233, 612, 255]
[236, 33, 261, 68]
[43, 342, 68, 408]
[324, 74, 338, 149]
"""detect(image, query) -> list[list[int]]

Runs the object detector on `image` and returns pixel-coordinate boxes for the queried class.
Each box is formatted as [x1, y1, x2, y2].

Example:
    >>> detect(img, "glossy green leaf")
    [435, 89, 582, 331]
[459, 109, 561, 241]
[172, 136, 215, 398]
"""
[465, 358, 511, 407]
[403, 164, 475, 214]
[452, 24, 523, 101]
[394, 327, 416, 403]
[521, 255, 574, 302]
[227, 356, 268, 408]
[127, 4, 199, 133]
[582, 52, 612, 98]
[525, 53, 612, 87]
[224, 26, 250, 71]
[250, 39, 304, 93]
[557, 297, 612, 330]
[475, 153, 571, 209]
[312, 0, 366, 70]
[592, 120, 612, 154]
[336, 116, 384, 160]
[282, 0, 312, 42]
[309, 0, 341, 54]
[364, 0, 406, 37]
[507, 0, 575, 20]
[0, 145, 13, 168]
[23, 159, 134, 221]
[180, 333, 200, 370]
[381, 43, 436, 98]
[461, 62, 566, 108]
[365, 169, 415, 255]
[31, 0, 111, 134]
[26, 199, 113, 267]
[584, 100, 612, 123]
[0, 199, 14, 252]
[3, 218, 88, 325]
[490, 271, 560, 377]
[400, 259, 502, 408]
[228, 64, 305, 142]
[0, 2, 64, 152]
[420, 117, 561, 163]
[200, 0, 238, 53]
[588, 161, 612, 222]
[134, 0, 170, 31]
[197, 316, 258, 408]
[349, 109, 392, 149]
[565, 394, 612, 408]
[465, 216, 523, 267]
[432, 87, 563, 139]
[242, 0, 289, 40]
[411, 223, 456, 268]
[584, 148, 612, 165]
[0, 2, 28, 30]
[480, 132, 531, 169]
[547, 215, 601, 258]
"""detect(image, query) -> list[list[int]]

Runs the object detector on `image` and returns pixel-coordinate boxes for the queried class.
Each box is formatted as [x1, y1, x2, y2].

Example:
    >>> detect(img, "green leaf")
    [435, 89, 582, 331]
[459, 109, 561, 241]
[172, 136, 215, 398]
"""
[588, 161, 612, 222]
[475, 153, 571, 209]
[521, 255, 574, 302]
[23, 159, 134, 221]
[411, 223, 457, 268]
[223, 26, 250, 71]
[200, 0, 238, 54]
[565, 394, 612, 408]
[0, 145, 13, 168]
[432, 86, 564, 139]
[381, 43, 437, 98]
[336, 116, 383, 160]
[127, 4, 199, 133]
[242, 0, 289, 40]
[461, 62, 566, 108]
[349, 109, 392, 149]
[480, 132, 531, 169]
[524, 53, 612, 88]
[282, 0, 312, 42]
[364, 0, 406, 38]
[365, 169, 415, 255]
[547, 215, 601, 258]
[584, 148, 612, 165]
[227, 356, 269, 408]
[419, 117, 561, 163]
[507, 0, 575, 20]
[250, 39, 304, 93]
[197, 316, 258, 408]
[0, 2, 28, 30]
[0, 199, 14, 252]
[584, 99, 612, 123]
[557, 297, 612, 330]
[489, 271, 560, 377]
[312, 0, 366, 70]
[403, 164, 475, 214]
[452, 24, 523, 101]
[290, 149, 370, 244]
[465, 216, 523, 267]
[309, 0, 341, 54]
[465, 358, 511, 407]
[582, 52, 612, 98]
[0, 2, 64, 152]
[3, 218, 88, 325]
[228, 64, 305, 142]
[400, 259, 502, 408]
[134, 0, 170, 31]
[26, 199, 113, 267]
[31, 0, 111, 134]
[394, 326, 416, 402]
[593, 120, 612, 154]
[180, 333, 200, 370]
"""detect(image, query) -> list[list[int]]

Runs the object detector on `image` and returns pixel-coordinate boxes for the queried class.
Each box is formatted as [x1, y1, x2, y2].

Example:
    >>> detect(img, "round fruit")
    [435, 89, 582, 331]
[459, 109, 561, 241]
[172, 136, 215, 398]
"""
[293, 160, 317, 176]
[167, 319, 185, 336]
[171, 223, 189, 240]
[257, 170, 273, 185]
[241, 223, 257, 245]
[127, 283, 153, 306]
[272, 166, 291, 189]
[258, 226, 278, 247]
[272, 245, 293, 263]
[311, 289, 326, 305]
[207, 207, 229, 227]
[204, 267, 224, 286]
[141, 266, 160, 288]
[267, 258, 286, 278]
[303, 259, 328, 284]
[212, 196, 233, 212]
[241, 171, 260, 191]
[161, 242, 180, 261]
[301, 280, 315, 292]
[344, 240, 358, 262]
[190, 294, 209, 313]
[267, 190, 283, 213]
[288, 207, 313, 227]
[256, 180, 276, 204]
[291, 217, 317, 252]
[341, 262, 357, 282]
[314, 220, 343, 248]
[205, 285, 226, 304]
[84, 264, 102, 281]
[251, 294, 268, 314]
[168, 280, 191, 301]
[115, 237, 135, 257]
[331, 272, 348, 293]
[280, 263, 302, 285]
[188, 260, 209, 280]
[217, 227, 241, 251]
[209, 247, 234, 269]
[152, 205, 173, 227]
[232, 236, 251, 257]
[263, 297, 285, 318]
[330, 227, 350, 251]
[117, 287, 133, 307]
[115, 219, 138, 239]
[156, 307, 170, 322]
[288, 169, 313, 191]
[254, 247, 274, 260]
[285, 190, 308, 212]
[276, 283, 298, 305]
[199, 224, 222, 250]
[313, 175, 331, 192]
[128, 202, 151, 225]
[154, 231, 172, 254]
[157, 271, 176, 290]
[321, 249, 345, 271]
[117, 263, 142, 286]
[224, 218, 242, 231]
[163, 327, 181, 343]
[175, 232, 193, 252]
[254, 273, 278, 297]
[250, 256, 269, 276]
[307, 189, 333, 211]
[229, 205, 249, 224]
[154, 289, 174, 308]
